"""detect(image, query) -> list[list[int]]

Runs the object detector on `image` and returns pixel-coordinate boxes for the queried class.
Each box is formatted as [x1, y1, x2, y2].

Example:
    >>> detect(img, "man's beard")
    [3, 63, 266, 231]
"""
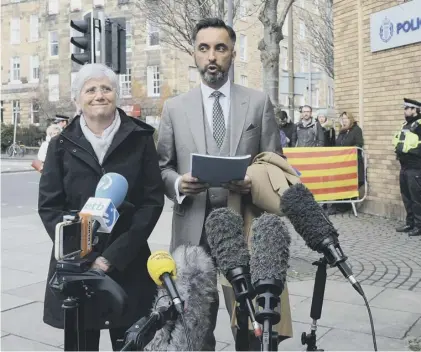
[197, 61, 227, 85]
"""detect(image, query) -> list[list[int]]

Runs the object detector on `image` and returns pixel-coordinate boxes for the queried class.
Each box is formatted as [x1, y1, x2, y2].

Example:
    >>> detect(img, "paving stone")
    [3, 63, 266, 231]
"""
[4, 281, 46, 303]
[1, 293, 34, 312]
[1, 302, 63, 346]
[0, 334, 60, 351]
[291, 298, 420, 339]
[370, 288, 421, 313]
[317, 328, 410, 351]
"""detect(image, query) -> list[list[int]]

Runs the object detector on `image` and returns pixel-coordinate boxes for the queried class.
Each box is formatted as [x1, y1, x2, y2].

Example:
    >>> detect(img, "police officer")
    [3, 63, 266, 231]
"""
[52, 114, 69, 130]
[394, 98, 421, 237]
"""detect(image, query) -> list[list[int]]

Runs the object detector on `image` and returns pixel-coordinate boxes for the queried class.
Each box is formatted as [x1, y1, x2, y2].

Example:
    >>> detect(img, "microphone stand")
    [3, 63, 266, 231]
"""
[301, 257, 327, 352]
[119, 303, 178, 351]
[226, 267, 258, 351]
[254, 279, 283, 352]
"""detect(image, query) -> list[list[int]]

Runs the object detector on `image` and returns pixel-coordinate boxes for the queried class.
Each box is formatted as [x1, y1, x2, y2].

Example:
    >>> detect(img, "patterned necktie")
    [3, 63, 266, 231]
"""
[211, 90, 226, 148]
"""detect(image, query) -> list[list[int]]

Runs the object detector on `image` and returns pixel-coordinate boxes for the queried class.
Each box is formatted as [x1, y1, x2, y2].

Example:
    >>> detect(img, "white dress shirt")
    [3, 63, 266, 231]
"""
[174, 79, 231, 204]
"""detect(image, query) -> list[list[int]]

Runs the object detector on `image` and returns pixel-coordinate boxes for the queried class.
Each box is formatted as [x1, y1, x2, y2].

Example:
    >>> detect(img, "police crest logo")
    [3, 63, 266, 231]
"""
[379, 17, 394, 42]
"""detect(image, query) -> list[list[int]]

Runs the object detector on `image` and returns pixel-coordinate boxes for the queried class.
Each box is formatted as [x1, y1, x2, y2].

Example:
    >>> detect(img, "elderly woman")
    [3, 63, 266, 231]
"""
[38, 63, 164, 350]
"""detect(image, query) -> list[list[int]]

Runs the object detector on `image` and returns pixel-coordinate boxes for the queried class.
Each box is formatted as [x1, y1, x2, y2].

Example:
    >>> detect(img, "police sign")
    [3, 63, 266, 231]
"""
[370, 0, 421, 52]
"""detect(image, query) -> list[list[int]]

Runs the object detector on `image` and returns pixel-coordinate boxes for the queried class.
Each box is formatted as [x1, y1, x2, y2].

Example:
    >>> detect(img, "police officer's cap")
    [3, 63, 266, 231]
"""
[403, 98, 421, 109]
[53, 114, 70, 123]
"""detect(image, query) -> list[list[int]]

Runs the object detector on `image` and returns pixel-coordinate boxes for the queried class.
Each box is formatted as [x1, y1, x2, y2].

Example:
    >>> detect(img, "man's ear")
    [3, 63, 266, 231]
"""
[231, 49, 236, 62]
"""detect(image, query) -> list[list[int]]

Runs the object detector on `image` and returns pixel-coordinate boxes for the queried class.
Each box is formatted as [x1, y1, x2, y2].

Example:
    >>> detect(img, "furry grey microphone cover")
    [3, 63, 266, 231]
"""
[280, 183, 339, 250]
[250, 213, 291, 285]
[144, 245, 217, 351]
[204, 207, 250, 273]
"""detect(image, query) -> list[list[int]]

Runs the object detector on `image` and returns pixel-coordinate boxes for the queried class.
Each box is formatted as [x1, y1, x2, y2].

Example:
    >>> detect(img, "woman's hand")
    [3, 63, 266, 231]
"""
[91, 256, 111, 272]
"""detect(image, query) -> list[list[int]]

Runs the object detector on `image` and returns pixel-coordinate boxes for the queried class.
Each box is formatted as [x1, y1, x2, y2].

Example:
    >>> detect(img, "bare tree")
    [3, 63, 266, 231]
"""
[298, 0, 334, 78]
[135, 0, 258, 56]
[258, 0, 295, 105]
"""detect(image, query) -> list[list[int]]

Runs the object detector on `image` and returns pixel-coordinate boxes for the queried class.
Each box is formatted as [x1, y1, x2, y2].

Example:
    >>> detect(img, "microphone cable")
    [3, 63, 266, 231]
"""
[154, 294, 193, 351]
[361, 292, 378, 351]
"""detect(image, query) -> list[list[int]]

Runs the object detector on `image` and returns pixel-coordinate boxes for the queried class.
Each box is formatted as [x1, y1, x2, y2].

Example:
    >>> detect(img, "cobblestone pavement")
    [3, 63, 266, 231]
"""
[287, 212, 421, 292]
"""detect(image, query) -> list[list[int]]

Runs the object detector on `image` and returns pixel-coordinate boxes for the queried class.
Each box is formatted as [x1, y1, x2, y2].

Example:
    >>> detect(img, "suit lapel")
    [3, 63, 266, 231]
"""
[185, 86, 206, 154]
[230, 84, 249, 155]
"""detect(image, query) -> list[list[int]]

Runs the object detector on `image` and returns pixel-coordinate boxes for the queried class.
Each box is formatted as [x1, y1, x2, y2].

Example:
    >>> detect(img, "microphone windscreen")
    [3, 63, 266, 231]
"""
[280, 183, 339, 251]
[144, 245, 217, 351]
[250, 213, 290, 285]
[95, 173, 128, 208]
[205, 207, 250, 273]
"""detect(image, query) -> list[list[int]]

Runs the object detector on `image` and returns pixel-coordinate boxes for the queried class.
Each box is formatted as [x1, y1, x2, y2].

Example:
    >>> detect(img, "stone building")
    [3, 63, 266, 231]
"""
[1, 0, 333, 128]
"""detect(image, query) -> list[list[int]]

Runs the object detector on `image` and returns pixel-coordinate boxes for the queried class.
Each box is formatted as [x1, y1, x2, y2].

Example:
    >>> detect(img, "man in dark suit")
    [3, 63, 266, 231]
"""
[157, 18, 280, 350]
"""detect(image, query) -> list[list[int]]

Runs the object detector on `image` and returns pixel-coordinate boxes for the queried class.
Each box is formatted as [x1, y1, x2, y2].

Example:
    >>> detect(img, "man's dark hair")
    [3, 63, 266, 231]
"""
[302, 105, 312, 112]
[192, 18, 236, 45]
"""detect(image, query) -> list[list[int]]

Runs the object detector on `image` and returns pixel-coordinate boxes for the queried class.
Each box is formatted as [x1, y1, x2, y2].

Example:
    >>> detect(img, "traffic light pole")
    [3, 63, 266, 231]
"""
[97, 10, 107, 65]
[90, 12, 95, 63]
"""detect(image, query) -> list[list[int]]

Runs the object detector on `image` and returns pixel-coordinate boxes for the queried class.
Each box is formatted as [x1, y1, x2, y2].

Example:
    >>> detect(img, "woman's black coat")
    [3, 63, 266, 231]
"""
[336, 122, 365, 186]
[38, 109, 165, 330]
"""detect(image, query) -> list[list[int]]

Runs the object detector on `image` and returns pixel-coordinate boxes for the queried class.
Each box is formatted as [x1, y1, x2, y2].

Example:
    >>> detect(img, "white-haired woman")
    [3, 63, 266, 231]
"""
[38, 63, 164, 351]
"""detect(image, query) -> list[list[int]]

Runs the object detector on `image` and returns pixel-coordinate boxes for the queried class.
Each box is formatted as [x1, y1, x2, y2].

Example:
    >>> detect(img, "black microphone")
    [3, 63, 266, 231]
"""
[143, 245, 218, 351]
[205, 207, 262, 339]
[250, 213, 291, 351]
[280, 183, 364, 296]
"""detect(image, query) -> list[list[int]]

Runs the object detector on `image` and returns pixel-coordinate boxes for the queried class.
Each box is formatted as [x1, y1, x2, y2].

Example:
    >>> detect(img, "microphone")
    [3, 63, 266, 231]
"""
[80, 172, 128, 234]
[143, 245, 218, 351]
[147, 251, 184, 315]
[250, 213, 291, 351]
[205, 207, 262, 338]
[280, 183, 364, 296]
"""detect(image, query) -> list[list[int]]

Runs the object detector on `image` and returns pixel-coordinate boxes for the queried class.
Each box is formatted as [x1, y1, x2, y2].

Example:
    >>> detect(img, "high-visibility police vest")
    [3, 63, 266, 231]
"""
[393, 119, 421, 153]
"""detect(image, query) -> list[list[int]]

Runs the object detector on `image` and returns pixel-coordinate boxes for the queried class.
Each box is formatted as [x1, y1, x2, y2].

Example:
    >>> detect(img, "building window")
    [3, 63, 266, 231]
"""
[313, 88, 320, 107]
[30, 15, 39, 41]
[12, 100, 21, 124]
[30, 56, 40, 81]
[119, 68, 132, 97]
[147, 21, 159, 47]
[71, 72, 77, 85]
[10, 57, 20, 82]
[49, 0, 59, 14]
[188, 66, 197, 82]
[300, 52, 307, 72]
[240, 75, 248, 87]
[281, 46, 288, 70]
[1, 101, 4, 123]
[126, 21, 132, 52]
[299, 21, 306, 39]
[239, 0, 248, 17]
[50, 31, 59, 57]
[239, 35, 247, 61]
[48, 74, 59, 101]
[280, 94, 289, 107]
[31, 100, 40, 124]
[10, 18, 20, 44]
[147, 66, 160, 97]
[70, 0, 82, 11]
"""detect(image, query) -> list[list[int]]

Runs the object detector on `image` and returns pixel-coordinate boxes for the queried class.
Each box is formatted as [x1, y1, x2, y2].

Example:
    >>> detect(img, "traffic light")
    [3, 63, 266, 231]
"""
[105, 18, 126, 74]
[70, 13, 94, 65]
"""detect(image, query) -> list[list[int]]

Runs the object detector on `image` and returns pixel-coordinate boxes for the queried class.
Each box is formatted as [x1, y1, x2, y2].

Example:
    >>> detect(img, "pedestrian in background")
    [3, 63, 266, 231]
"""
[317, 110, 336, 146]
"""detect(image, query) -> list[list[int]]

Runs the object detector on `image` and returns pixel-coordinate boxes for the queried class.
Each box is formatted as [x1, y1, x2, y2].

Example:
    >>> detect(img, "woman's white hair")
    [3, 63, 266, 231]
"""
[71, 63, 120, 102]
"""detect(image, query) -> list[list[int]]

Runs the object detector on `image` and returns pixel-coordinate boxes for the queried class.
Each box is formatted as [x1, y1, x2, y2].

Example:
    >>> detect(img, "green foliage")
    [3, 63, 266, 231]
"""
[1, 124, 46, 151]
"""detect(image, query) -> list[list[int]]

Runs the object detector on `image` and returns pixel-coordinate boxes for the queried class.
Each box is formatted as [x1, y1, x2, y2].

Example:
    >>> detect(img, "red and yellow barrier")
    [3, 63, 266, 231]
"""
[283, 147, 359, 201]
